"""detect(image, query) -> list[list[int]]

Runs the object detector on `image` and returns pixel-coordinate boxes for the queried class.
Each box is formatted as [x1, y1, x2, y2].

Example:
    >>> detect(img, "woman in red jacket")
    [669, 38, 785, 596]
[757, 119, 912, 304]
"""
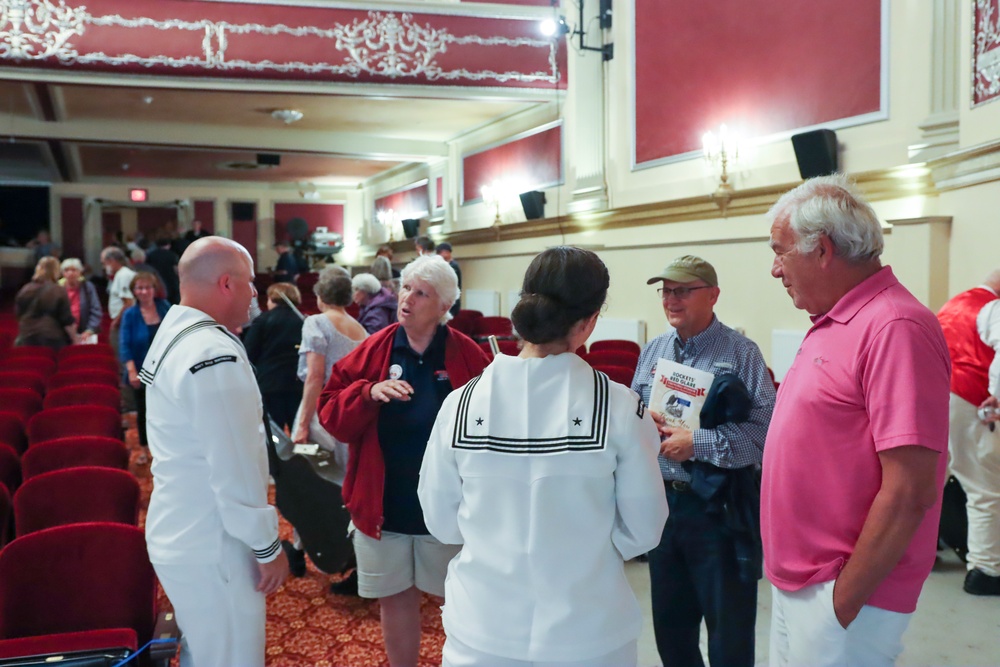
[318, 254, 489, 667]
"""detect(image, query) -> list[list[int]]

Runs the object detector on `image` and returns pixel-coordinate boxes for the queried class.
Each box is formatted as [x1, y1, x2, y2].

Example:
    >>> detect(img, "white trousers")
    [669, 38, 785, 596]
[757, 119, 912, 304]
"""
[948, 393, 1000, 575]
[769, 581, 911, 667]
[442, 635, 637, 667]
[153, 535, 266, 667]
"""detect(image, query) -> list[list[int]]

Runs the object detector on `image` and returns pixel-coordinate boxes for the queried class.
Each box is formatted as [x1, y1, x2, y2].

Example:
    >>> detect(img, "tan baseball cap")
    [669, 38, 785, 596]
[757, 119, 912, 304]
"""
[646, 255, 718, 286]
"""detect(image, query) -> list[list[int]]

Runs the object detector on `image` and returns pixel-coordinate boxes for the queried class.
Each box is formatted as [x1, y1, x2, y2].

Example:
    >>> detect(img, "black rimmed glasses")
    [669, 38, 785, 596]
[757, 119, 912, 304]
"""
[657, 285, 713, 300]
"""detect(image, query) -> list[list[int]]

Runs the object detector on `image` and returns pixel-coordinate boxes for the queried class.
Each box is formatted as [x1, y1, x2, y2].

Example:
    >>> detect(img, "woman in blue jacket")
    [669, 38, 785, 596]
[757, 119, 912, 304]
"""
[120, 271, 171, 459]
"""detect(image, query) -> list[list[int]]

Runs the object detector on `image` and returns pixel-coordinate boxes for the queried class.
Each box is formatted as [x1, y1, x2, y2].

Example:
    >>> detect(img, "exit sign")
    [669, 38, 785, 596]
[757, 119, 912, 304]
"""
[129, 189, 148, 202]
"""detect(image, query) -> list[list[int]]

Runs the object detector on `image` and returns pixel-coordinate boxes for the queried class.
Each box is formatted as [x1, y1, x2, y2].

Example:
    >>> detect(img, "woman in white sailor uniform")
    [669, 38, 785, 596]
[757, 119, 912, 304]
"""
[419, 246, 669, 667]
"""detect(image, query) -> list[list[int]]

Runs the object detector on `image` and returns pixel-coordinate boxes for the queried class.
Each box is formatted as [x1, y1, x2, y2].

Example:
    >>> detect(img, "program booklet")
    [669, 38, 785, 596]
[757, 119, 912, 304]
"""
[648, 359, 715, 430]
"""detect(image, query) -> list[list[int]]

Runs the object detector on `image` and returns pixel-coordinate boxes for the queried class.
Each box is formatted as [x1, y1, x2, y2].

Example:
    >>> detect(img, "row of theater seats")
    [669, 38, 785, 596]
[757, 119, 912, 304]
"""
[449, 311, 644, 388]
[0, 339, 178, 666]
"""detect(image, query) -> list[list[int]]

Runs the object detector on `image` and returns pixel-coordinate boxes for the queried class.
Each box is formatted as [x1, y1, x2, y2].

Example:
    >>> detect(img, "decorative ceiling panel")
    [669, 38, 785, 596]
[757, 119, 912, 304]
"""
[0, 0, 566, 89]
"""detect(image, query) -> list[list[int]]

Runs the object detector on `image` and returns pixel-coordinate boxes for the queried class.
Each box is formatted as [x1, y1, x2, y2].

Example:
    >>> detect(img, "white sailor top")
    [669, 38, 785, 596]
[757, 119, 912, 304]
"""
[140, 306, 280, 565]
[418, 352, 668, 662]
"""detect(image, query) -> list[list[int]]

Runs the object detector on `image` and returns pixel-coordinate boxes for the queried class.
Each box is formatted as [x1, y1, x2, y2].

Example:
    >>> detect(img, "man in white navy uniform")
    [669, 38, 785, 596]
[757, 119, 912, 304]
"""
[140, 237, 289, 667]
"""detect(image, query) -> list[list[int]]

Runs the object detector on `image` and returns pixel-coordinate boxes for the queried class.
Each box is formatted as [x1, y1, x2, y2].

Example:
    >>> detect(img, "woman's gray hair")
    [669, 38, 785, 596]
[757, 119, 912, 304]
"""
[351, 273, 382, 296]
[60, 258, 83, 272]
[314, 267, 353, 307]
[767, 173, 884, 263]
[370, 256, 393, 283]
[400, 254, 459, 323]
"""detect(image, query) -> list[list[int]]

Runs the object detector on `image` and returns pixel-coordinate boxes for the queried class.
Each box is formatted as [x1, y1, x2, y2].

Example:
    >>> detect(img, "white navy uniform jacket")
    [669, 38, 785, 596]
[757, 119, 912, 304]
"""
[140, 306, 280, 565]
[418, 353, 668, 662]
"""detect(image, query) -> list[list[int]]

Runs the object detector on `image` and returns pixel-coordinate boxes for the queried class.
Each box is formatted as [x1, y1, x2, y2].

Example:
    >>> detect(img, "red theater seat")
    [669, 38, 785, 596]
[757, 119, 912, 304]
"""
[57, 344, 115, 362]
[43, 384, 121, 412]
[0, 371, 46, 398]
[0, 523, 171, 665]
[0, 389, 43, 423]
[3, 346, 57, 363]
[0, 446, 20, 494]
[0, 414, 26, 455]
[589, 339, 642, 357]
[583, 350, 639, 370]
[47, 369, 120, 391]
[594, 364, 636, 387]
[21, 437, 129, 480]
[14, 467, 140, 537]
[56, 356, 119, 374]
[2, 356, 56, 380]
[27, 406, 122, 445]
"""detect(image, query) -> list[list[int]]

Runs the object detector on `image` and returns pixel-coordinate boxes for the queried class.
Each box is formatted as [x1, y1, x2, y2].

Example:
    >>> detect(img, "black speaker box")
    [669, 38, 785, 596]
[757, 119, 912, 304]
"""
[519, 191, 546, 220]
[791, 129, 838, 179]
[231, 201, 256, 220]
[256, 153, 281, 166]
[401, 218, 420, 239]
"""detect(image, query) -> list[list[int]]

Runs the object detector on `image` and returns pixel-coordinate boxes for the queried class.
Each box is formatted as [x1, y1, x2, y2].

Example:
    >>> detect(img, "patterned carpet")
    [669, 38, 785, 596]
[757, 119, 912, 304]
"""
[126, 415, 447, 667]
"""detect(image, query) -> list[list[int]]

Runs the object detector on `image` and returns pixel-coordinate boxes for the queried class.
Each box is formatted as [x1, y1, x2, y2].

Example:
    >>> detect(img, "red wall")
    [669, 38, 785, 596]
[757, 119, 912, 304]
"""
[375, 183, 430, 220]
[59, 198, 85, 261]
[462, 125, 562, 203]
[273, 202, 344, 243]
[193, 200, 215, 233]
[231, 204, 258, 268]
[634, 0, 883, 165]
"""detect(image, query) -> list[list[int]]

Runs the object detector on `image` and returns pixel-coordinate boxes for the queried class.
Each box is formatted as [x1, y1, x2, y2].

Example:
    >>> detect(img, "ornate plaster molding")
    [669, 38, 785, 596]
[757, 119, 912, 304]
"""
[0, 0, 562, 86]
[973, 0, 1000, 106]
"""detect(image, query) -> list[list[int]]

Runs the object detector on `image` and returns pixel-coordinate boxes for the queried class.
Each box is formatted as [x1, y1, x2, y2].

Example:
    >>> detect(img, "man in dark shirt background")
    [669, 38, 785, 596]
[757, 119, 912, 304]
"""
[274, 240, 299, 284]
[435, 242, 462, 316]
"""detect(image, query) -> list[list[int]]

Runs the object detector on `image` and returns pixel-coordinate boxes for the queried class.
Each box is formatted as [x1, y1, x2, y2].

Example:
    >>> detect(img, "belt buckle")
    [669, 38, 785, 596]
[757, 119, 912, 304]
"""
[670, 480, 690, 492]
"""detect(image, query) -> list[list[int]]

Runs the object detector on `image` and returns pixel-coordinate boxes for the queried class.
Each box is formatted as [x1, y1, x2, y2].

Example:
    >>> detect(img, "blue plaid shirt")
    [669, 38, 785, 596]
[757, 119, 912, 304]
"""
[631, 316, 776, 481]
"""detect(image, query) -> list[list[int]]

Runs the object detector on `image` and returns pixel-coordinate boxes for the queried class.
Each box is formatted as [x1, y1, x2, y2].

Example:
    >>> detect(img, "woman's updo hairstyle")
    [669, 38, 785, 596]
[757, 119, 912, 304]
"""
[511, 246, 609, 344]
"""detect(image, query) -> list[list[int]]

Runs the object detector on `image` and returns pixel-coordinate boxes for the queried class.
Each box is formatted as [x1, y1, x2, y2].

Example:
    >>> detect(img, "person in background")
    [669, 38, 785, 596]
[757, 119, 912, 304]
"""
[181, 219, 211, 252]
[28, 229, 59, 263]
[120, 271, 171, 462]
[435, 242, 462, 317]
[419, 246, 668, 667]
[15, 256, 77, 350]
[101, 245, 136, 330]
[352, 272, 398, 334]
[281, 269, 367, 583]
[763, 174, 950, 665]
[141, 237, 287, 667]
[376, 244, 401, 278]
[371, 256, 398, 293]
[61, 257, 103, 342]
[274, 240, 299, 284]
[414, 236, 435, 256]
[146, 235, 181, 304]
[318, 255, 489, 667]
[244, 283, 305, 434]
[936, 271, 1000, 596]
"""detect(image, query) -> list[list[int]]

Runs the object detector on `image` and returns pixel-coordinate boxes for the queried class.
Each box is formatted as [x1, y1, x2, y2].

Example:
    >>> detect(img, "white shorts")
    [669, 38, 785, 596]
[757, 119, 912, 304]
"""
[352, 527, 460, 598]
[769, 580, 912, 667]
[442, 635, 637, 667]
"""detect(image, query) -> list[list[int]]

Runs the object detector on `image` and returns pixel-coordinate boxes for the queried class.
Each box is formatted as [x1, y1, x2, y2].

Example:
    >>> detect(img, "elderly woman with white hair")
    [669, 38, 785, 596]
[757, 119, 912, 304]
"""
[61, 257, 103, 341]
[318, 255, 489, 667]
[352, 271, 398, 334]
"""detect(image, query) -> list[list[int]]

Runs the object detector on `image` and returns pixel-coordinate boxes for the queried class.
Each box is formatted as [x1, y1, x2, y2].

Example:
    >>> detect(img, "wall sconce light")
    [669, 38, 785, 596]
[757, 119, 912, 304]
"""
[376, 208, 398, 242]
[481, 181, 507, 239]
[702, 124, 740, 216]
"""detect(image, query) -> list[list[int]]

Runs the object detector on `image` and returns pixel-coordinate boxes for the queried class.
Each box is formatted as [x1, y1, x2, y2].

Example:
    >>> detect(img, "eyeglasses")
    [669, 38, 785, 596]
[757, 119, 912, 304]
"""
[657, 286, 713, 300]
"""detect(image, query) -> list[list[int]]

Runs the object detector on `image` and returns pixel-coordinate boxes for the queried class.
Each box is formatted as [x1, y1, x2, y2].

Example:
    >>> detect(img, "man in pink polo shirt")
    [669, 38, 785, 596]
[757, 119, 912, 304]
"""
[762, 174, 950, 666]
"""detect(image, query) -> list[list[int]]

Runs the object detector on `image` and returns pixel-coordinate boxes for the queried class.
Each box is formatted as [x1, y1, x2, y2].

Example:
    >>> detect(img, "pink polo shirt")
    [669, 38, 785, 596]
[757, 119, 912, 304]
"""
[761, 266, 950, 613]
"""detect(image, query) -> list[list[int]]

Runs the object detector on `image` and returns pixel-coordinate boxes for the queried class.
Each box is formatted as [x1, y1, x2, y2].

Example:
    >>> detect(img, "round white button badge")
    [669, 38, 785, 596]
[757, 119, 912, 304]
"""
[389, 364, 403, 380]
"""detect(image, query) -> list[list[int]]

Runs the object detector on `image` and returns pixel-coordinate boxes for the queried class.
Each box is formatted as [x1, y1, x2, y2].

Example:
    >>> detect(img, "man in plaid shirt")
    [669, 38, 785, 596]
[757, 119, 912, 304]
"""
[631, 255, 775, 667]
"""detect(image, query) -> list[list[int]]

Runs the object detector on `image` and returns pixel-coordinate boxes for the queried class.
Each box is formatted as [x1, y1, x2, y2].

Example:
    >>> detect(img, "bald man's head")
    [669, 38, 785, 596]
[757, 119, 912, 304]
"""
[984, 269, 1000, 293]
[179, 237, 257, 331]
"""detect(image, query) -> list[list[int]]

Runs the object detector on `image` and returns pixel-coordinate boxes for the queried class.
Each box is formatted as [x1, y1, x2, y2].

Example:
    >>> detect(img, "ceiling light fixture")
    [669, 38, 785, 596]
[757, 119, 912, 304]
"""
[271, 109, 304, 124]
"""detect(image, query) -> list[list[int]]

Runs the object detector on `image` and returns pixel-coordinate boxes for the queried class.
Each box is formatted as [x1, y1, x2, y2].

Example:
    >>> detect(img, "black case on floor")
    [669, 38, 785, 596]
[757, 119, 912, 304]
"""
[938, 475, 968, 562]
[266, 418, 354, 575]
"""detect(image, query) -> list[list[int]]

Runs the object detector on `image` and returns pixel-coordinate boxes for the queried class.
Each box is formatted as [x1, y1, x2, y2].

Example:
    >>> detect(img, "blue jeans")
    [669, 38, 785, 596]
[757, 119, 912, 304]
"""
[648, 482, 757, 667]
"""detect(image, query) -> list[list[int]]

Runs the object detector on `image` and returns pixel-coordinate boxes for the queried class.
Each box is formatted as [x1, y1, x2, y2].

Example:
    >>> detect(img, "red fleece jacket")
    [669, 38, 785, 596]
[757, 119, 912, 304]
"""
[317, 323, 490, 538]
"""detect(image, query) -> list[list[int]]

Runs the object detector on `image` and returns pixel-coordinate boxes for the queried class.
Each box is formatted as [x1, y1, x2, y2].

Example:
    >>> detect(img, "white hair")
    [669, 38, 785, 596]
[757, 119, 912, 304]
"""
[351, 273, 382, 296]
[767, 173, 883, 263]
[401, 254, 459, 323]
[60, 257, 83, 272]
